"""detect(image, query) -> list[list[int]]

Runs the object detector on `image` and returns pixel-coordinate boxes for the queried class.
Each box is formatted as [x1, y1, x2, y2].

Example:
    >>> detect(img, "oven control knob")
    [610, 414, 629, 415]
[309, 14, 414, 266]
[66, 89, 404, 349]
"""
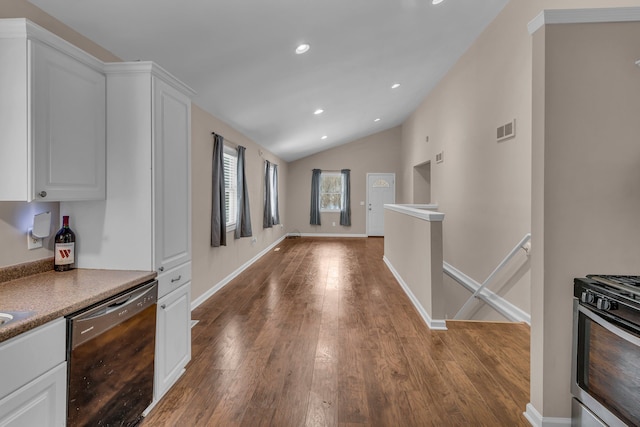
[581, 291, 595, 304]
[596, 297, 612, 311]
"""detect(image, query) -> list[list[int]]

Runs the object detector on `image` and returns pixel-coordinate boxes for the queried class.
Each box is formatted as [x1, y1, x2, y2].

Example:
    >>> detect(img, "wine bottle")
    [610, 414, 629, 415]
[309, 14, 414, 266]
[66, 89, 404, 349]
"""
[54, 215, 76, 272]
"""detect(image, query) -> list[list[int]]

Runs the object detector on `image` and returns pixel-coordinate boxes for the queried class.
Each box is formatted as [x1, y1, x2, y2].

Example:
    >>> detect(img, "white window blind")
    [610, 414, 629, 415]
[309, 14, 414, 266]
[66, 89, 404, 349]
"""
[223, 146, 237, 229]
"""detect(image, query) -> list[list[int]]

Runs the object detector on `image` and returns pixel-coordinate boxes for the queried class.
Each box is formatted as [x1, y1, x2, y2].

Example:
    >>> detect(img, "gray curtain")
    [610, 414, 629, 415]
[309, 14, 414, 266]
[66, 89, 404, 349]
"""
[271, 164, 280, 225]
[211, 133, 226, 247]
[263, 160, 273, 228]
[263, 161, 280, 228]
[340, 169, 351, 226]
[235, 146, 252, 239]
[310, 169, 321, 225]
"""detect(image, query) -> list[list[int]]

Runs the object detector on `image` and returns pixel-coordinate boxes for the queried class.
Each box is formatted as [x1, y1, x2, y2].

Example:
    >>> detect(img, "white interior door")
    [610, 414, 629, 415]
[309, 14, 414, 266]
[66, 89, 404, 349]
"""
[367, 173, 396, 236]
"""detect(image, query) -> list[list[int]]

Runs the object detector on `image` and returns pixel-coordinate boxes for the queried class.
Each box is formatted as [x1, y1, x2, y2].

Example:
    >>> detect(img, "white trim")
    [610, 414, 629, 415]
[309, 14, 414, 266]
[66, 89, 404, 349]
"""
[104, 61, 196, 96]
[190, 235, 286, 310]
[383, 256, 448, 331]
[443, 261, 530, 324]
[296, 233, 367, 238]
[528, 7, 640, 34]
[0, 18, 104, 72]
[524, 403, 572, 427]
[384, 204, 444, 222]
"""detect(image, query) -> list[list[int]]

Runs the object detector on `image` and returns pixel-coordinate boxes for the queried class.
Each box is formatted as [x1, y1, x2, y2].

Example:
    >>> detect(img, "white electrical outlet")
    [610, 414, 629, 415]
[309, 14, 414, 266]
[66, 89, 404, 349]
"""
[27, 228, 43, 250]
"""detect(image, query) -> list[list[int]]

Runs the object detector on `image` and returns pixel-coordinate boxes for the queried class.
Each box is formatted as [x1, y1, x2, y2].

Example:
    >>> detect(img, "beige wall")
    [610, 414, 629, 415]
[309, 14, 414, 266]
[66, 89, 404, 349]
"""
[384, 209, 444, 321]
[401, 0, 535, 321]
[399, 0, 640, 420]
[532, 20, 640, 418]
[190, 105, 287, 302]
[286, 126, 402, 235]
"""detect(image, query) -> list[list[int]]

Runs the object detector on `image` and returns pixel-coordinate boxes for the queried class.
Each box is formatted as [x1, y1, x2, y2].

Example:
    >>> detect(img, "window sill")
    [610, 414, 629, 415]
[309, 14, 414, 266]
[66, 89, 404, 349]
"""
[320, 209, 341, 213]
[226, 223, 237, 232]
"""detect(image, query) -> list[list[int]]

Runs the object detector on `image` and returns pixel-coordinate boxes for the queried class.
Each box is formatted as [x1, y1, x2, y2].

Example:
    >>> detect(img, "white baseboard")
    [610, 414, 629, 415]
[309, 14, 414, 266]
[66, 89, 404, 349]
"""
[524, 403, 571, 427]
[295, 233, 368, 238]
[190, 235, 287, 310]
[382, 256, 447, 330]
[443, 261, 531, 325]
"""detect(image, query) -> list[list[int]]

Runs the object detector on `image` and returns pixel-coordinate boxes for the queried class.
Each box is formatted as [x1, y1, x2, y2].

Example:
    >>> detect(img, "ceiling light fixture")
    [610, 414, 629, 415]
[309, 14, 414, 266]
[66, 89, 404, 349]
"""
[432, 0, 444, 4]
[374, 118, 381, 122]
[314, 109, 324, 115]
[391, 83, 400, 89]
[321, 135, 328, 140]
[295, 43, 310, 54]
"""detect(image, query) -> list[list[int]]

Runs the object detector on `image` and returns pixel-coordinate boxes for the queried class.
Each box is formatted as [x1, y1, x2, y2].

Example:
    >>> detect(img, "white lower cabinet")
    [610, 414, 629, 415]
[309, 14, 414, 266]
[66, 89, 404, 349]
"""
[154, 282, 191, 401]
[0, 363, 66, 427]
[0, 319, 66, 426]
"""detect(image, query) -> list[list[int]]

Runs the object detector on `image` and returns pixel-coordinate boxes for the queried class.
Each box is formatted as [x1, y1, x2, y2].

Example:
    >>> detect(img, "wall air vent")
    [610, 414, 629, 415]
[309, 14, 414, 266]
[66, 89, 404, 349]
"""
[497, 119, 516, 142]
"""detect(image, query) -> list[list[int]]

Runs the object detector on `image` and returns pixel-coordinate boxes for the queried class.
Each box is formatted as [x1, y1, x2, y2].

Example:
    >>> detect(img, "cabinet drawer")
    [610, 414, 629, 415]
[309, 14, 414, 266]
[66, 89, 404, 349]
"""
[0, 318, 65, 398]
[158, 262, 191, 299]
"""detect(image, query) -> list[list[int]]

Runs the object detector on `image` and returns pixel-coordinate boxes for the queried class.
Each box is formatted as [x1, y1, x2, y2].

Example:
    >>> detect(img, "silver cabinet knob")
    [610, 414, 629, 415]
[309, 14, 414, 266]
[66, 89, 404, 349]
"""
[158, 266, 164, 272]
[38, 191, 47, 198]
[161, 304, 166, 309]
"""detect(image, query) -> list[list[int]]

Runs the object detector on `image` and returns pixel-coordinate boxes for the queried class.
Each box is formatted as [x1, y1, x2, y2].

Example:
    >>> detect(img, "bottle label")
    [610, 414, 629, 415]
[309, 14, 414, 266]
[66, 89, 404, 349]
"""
[55, 242, 75, 265]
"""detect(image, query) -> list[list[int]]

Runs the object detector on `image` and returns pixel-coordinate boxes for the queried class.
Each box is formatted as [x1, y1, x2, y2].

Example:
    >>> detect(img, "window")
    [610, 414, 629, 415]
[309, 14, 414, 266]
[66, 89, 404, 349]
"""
[320, 172, 343, 212]
[223, 146, 237, 230]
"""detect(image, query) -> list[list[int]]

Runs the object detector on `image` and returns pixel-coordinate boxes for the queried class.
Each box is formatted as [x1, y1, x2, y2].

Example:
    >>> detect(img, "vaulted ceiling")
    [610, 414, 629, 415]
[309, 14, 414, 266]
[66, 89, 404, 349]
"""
[29, 0, 509, 161]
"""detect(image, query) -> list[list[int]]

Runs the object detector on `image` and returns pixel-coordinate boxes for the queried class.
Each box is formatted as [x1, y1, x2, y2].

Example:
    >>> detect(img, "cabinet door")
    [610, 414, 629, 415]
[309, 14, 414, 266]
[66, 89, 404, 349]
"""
[32, 40, 106, 201]
[155, 282, 191, 400]
[0, 363, 66, 427]
[153, 78, 191, 273]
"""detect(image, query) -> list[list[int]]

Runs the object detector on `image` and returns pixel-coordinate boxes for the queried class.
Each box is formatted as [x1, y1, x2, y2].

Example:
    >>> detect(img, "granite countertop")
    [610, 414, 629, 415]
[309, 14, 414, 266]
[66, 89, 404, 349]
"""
[0, 268, 157, 343]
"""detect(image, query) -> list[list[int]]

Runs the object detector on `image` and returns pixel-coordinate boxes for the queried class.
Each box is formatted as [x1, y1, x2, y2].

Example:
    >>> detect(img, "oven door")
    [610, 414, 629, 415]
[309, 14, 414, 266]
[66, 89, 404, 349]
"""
[572, 299, 640, 427]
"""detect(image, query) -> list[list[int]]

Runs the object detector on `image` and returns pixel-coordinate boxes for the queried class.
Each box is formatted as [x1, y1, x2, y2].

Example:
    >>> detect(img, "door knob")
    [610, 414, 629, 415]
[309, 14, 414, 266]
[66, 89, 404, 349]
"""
[38, 191, 47, 198]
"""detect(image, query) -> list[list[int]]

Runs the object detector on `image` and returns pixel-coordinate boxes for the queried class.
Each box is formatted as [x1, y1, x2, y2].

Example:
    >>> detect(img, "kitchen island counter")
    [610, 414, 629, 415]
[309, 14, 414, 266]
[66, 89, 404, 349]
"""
[0, 268, 156, 342]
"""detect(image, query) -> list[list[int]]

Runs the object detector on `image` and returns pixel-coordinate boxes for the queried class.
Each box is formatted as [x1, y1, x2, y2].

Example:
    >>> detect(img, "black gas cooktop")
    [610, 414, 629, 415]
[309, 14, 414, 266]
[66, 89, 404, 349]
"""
[575, 275, 640, 331]
[586, 275, 640, 299]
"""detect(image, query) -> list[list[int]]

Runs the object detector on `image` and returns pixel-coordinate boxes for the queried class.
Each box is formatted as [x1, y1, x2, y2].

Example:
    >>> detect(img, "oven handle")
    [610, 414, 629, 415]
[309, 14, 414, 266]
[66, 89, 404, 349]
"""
[577, 304, 640, 347]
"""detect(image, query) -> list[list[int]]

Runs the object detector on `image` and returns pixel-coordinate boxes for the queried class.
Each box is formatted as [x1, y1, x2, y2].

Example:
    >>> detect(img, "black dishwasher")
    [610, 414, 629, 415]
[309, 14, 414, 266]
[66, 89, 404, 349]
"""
[66, 280, 158, 426]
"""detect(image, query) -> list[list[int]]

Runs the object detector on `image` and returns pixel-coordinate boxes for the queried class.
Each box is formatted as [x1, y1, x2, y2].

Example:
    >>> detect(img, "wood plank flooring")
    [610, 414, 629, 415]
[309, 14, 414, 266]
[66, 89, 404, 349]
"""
[142, 237, 530, 426]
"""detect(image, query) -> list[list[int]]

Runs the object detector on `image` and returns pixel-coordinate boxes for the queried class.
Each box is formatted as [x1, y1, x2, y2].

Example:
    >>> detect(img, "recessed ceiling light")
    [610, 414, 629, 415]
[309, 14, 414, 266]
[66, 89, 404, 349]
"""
[432, 0, 444, 4]
[321, 135, 328, 140]
[374, 118, 381, 122]
[391, 83, 401, 89]
[295, 43, 310, 54]
[314, 109, 324, 115]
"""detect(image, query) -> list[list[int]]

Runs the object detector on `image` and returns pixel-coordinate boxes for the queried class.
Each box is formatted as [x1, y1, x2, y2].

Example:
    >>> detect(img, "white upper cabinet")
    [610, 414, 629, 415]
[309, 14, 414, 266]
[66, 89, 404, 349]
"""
[61, 62, 193, 273]
[0, 19, 106, 202]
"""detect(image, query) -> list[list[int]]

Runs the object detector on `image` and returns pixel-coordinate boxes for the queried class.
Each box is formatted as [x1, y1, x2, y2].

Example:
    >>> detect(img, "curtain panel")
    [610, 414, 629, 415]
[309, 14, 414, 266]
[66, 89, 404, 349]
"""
[211, 133, 227, 247]
[235, 146, 252, 239]
[263, 160, 281, 228]
[310, 169, 321, 225]
[340, 169, 351, 226]
[271, 164, 280, 225]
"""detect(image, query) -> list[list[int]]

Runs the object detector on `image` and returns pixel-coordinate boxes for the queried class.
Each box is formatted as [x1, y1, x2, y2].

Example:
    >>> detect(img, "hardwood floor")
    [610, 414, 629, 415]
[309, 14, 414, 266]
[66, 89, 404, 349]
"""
[142, 237, 530, 426]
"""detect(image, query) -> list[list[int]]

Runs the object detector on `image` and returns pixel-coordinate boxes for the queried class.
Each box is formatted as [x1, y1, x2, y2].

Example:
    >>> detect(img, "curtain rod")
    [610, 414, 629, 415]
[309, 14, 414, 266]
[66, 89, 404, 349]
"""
[211, 132, 238, 148]
[213, 132, 275, 162]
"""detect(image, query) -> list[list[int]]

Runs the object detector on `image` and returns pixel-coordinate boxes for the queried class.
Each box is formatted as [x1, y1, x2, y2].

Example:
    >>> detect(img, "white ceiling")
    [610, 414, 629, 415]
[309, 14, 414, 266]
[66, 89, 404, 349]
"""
[28, 0, 509, 162]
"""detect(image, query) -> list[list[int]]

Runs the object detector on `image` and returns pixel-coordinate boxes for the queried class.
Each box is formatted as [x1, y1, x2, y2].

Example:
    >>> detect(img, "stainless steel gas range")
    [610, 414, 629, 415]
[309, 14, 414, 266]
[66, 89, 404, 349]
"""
[573, 275, 640, 427]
